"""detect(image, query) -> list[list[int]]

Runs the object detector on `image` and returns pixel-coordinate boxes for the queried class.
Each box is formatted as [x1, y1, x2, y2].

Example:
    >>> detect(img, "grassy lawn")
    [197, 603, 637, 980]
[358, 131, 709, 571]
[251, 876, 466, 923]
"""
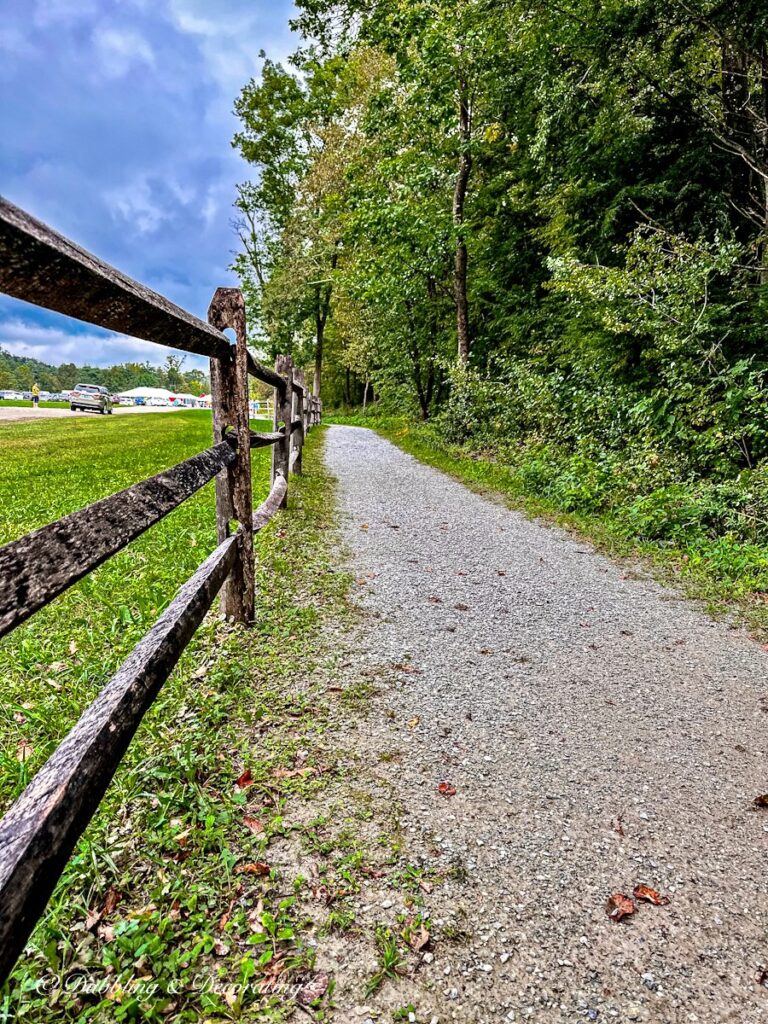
[328, 412, 768, 638]
[0, 411, 349, 1022]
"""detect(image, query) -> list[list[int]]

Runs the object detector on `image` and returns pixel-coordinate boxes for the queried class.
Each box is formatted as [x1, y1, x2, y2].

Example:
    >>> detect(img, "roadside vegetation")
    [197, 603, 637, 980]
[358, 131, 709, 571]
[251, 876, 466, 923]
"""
[0, 411, 350, 1021]
[231, 2, 768, 637]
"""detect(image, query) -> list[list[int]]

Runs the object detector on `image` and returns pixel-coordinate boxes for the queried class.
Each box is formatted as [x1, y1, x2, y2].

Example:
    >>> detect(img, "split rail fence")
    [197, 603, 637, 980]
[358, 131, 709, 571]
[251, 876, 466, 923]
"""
[0, 197, 321, 985]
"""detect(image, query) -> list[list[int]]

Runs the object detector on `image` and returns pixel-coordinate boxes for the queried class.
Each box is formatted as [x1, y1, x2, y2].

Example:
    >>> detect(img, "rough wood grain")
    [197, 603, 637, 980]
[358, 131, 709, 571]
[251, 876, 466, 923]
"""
[252, 475, 288, 532]
[249, 430, 284, 448]
[246, 349, 287, 395]
[0, 534, 239, 986]
[0, 197, 232, 362]
[0, 441, 236, 640]
[292, 368, 305, 475]
[208, 288, 255, 622]
[271, 355, 293, 509]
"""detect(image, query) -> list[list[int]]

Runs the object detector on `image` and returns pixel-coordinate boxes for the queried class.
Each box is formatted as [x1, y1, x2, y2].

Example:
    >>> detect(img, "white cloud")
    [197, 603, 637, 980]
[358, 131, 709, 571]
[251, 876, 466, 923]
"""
[92, 25, 156, 79]
[105, 176, 168, 236]
[0, 318, 205, 370]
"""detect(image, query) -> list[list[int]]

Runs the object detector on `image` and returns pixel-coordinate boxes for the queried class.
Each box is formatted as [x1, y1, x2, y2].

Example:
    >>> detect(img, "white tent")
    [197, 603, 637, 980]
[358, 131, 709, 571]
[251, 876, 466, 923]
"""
[173, 392, 201, 407]
[116, 387, 176, 399]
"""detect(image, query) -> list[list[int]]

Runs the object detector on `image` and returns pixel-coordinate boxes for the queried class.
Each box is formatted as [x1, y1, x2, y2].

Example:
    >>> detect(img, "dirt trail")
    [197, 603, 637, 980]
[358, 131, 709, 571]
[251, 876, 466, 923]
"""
[310, 424, 768, 1024]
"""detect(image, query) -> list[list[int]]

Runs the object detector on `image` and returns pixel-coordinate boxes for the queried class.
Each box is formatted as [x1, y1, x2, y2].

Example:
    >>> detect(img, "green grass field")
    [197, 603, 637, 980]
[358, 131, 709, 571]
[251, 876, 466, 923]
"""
[0, 411, 347, 1022]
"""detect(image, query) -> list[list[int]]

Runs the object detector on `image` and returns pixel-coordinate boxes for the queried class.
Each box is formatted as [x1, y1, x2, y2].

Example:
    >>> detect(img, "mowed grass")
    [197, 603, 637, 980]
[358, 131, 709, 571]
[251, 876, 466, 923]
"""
[0, 412, 348, 1022]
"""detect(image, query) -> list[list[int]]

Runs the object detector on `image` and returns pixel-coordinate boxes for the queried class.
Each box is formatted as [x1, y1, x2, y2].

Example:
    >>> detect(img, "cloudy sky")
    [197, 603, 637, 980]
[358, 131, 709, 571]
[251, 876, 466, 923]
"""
[0, 0, 297, 370]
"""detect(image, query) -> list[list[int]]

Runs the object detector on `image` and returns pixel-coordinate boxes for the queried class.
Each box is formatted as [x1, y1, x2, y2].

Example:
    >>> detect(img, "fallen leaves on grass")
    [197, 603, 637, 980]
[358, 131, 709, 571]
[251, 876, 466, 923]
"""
[633, 884, 670, 906]
[235, 862, 271, 876]
[605, 893, 635, 922]
[236, 769, 253, 789]
[85, 886, 122, 930]
[437, 782, 456, 797]
[243, 815, 264, 834]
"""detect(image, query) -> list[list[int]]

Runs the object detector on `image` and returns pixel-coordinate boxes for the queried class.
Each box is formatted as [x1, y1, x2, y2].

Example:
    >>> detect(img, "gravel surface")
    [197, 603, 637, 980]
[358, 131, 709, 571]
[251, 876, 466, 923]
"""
[322, 424, 768, 1024]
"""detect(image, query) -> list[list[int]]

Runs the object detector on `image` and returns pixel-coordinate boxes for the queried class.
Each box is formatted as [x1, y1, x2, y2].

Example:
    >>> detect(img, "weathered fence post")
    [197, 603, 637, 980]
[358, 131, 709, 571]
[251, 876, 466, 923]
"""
[291, 368, 305, 475]
[271, 354, 293, 508]
[207, 288, 255, 622]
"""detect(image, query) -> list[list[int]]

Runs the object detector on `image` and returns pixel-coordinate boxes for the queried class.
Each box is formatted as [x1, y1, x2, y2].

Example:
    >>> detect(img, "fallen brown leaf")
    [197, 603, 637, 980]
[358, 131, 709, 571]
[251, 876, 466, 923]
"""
[437, 782, 456, 797]
[235, 862, 270, 876]
[454, 603, 469, 611]
[407, 716, 421, 730]
[633, 884, 670, 906]
[754, 794, 768, 808]
[297, 971, 330, 1006]
[429, 596, 443, 604]
[605, 893, 635, 922]
[243, 815, 264, 834]
[406, 922, 430, 952]
[236, 769, 254, 789]
[360, 523, 369, 530]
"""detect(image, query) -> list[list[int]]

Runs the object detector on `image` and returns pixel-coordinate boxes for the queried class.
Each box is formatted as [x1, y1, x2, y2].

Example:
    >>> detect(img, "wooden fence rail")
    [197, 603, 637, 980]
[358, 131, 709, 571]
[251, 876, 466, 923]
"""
[0, 196, 321, 985]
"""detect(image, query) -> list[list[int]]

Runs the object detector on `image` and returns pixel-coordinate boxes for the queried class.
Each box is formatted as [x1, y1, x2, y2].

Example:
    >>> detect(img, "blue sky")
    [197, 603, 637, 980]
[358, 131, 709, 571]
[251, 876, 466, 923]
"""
[0, 0, 297, 371]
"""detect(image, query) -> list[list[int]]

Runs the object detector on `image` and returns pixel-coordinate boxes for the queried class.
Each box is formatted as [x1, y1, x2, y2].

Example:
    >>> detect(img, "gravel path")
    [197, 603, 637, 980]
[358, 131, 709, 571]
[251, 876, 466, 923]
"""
[323, 425, 768, 1024]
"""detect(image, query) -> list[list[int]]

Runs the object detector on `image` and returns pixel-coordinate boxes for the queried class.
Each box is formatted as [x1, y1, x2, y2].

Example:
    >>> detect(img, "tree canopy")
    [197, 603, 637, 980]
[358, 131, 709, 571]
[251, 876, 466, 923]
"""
[233, 0, 768, 471]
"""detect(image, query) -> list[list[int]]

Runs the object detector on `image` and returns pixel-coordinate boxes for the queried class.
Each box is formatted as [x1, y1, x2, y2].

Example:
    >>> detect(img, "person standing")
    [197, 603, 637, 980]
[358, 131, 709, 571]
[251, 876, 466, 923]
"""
[31, 382, 40, 408]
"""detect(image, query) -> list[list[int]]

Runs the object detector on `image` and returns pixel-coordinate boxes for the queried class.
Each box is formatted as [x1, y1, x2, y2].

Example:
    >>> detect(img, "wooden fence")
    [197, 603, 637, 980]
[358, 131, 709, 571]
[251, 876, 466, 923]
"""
[0, 197, 321, 985]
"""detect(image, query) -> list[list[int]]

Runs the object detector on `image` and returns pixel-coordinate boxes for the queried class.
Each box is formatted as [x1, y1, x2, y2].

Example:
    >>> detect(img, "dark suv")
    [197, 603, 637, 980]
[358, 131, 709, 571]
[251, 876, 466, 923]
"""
[70, 384, 113, 414]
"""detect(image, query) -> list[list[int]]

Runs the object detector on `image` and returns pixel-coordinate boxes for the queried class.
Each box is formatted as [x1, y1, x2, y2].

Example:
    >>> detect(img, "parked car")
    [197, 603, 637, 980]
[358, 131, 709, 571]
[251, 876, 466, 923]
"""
[70, 384, 113, 414]
[0, 390, 24, 400]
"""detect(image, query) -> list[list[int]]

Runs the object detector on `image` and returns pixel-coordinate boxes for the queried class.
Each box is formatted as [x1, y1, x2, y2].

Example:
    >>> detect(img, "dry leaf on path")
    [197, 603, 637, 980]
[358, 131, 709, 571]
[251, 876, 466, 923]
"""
[605, 893, 635, 922]
[235, 862, 271, 876]
[406, 922, 430, 952]
[297, 971, 330, 1005]
[754, 794, 768, 808]
[243, 816, 264, 834]
[407, 716, 421, 729]
[437, 782, 456, 797]
[236, 769, 253, 789]
[633, 884, 670, 906]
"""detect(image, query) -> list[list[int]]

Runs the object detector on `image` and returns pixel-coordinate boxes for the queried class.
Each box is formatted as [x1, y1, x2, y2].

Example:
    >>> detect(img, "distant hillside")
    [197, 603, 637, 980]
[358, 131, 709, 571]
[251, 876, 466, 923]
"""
[0, 348, 208, 395]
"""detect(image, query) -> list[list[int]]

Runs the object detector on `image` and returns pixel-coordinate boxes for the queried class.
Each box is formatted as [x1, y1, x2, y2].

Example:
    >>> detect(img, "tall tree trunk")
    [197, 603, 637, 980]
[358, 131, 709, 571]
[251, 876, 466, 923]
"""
[313, 250, 339, 398]
[362, 375, 370, 413]
[314, 300, 324, 399]
[453, 75, 472, 363]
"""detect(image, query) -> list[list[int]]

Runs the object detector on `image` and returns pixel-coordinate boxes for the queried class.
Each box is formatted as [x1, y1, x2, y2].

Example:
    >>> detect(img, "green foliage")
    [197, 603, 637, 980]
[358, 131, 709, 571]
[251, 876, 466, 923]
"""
[0, 415, 345, 1021]
[0, 348, 208, 396]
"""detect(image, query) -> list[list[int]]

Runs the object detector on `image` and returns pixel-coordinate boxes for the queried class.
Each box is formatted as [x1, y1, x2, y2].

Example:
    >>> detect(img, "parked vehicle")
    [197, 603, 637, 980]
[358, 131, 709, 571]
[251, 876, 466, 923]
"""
[0, 390, 24, 400]
[70, 384, 113, 414]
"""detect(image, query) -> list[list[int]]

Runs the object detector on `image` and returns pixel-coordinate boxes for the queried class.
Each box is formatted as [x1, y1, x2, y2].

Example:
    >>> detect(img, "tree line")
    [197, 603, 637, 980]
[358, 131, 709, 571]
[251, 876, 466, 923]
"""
[0, 350, 209, 396]
[234, 0, 768, 489]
